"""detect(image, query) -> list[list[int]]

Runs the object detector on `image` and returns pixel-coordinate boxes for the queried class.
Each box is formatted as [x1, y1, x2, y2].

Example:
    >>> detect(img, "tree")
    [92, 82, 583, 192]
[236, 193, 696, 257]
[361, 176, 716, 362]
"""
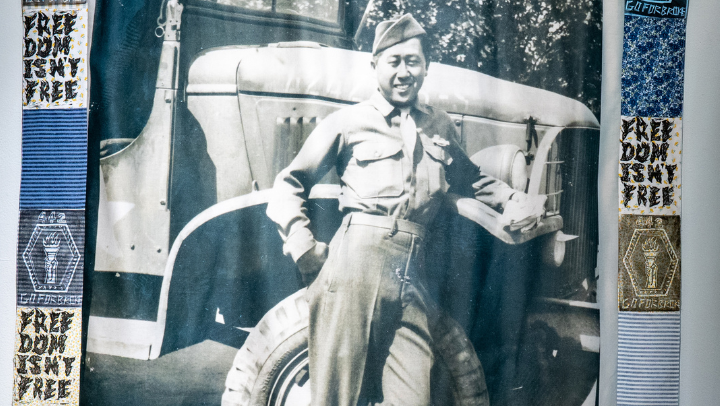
[356, 0, 602, 118]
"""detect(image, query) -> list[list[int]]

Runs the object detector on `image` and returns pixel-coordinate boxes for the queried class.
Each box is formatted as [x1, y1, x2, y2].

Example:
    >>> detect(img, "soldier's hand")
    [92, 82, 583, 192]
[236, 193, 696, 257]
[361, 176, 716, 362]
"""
[502, 192, 547, 232]
[297, 242, 329, 286]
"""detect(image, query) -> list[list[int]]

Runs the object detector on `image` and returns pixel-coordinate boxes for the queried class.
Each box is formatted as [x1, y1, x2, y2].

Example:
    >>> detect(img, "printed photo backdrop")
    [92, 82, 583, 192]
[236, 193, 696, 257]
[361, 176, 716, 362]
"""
[79, 0, 601, 405]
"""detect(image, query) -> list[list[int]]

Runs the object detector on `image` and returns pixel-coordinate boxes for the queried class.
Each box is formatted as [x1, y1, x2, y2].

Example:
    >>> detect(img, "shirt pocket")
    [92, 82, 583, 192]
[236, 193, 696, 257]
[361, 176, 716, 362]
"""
[347, 141, 405, 198]
[422, 143, 453, 195]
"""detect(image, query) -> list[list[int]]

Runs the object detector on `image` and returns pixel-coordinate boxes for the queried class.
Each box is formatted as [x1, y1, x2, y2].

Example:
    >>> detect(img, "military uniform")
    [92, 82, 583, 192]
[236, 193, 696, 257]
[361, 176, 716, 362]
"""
[266, 14, 515, 406]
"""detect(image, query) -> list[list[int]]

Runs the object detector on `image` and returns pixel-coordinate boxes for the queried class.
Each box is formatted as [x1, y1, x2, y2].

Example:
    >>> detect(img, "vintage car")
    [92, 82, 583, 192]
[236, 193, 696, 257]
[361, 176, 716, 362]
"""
[86, 0, 600, 404]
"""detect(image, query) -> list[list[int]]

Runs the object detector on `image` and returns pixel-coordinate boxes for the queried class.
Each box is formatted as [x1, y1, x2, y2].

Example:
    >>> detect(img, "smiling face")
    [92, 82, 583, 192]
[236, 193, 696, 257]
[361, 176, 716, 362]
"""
[371, 37, 428, 107]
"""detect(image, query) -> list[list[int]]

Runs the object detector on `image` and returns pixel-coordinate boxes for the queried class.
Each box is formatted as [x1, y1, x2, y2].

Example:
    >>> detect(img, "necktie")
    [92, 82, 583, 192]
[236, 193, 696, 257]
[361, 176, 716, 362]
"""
[400, 110, 417, 163]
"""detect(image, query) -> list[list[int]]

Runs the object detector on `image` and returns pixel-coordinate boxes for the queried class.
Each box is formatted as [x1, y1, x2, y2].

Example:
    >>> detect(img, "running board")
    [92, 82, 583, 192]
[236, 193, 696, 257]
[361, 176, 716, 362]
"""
[87, 316, 157, 360]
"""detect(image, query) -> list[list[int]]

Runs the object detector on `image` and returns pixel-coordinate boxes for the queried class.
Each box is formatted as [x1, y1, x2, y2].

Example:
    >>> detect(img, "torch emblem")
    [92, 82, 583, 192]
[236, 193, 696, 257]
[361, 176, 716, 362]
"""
[21, 211, 81, 292]
[642, 237, 660, 289]
[622, 224, 679, 297]
[42, 232, 61, 284]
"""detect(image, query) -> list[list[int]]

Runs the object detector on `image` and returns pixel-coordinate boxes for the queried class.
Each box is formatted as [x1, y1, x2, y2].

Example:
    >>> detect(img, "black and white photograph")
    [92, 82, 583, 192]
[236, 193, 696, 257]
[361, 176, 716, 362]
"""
[82, 0, 602, 405]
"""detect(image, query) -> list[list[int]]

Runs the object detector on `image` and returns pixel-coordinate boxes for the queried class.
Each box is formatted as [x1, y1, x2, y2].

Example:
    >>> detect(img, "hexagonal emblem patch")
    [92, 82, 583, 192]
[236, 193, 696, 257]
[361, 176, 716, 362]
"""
[619, 215, 680, 312]
[22, 212, 80, 292]
[623, 228, 678, 296]
[17, 211, 84, 307]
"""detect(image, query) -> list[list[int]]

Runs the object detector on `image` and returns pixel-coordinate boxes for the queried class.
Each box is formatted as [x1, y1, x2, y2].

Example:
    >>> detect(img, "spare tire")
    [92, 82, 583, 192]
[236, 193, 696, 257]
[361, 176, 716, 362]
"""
[222, 289, 489, 406]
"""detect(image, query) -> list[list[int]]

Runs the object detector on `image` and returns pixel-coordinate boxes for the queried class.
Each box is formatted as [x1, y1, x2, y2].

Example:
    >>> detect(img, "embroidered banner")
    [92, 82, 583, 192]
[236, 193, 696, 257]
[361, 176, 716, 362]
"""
[618, 0, 687, 404]
[14, 3, 88, 405]
[16, 210, 85, 308]
[618, 215, 680, 312]
[619, 116, 681, 215]
[22, 7, 88, 109]
[12, 308, 82, 405]
[624, 0, 687, 19]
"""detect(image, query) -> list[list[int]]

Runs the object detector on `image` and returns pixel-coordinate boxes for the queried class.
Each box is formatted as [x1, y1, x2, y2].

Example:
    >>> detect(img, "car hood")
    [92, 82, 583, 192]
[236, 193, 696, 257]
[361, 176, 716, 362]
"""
[187, 43, 599, 128]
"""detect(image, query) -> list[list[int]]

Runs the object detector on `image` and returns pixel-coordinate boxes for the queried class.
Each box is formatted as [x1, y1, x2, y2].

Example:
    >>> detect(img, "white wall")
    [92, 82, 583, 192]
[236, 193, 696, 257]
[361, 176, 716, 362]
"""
[677, 1, 720, 404]
[598, 1, 621, 402]
[0, 0, 23, 404]
[0, 0, 718, 404]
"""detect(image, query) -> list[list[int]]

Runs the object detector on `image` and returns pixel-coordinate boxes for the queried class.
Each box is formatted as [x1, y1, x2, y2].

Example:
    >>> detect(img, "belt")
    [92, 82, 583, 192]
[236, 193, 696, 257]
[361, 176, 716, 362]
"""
[342, 212, 426, 239]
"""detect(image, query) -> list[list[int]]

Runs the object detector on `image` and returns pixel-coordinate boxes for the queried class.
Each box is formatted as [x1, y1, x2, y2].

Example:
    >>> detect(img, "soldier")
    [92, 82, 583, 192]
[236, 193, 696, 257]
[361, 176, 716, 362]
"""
[267, 14, 532, 405]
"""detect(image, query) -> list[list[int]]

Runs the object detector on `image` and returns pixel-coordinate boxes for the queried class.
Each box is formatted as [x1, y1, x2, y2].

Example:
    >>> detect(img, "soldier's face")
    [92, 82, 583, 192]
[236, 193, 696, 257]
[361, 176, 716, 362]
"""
[372, 38, 427, 107]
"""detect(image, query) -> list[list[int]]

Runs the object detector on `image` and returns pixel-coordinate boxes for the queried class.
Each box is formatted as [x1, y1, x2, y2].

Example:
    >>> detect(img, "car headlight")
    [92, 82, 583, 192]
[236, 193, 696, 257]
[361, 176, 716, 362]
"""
[470, 144, 528, 191]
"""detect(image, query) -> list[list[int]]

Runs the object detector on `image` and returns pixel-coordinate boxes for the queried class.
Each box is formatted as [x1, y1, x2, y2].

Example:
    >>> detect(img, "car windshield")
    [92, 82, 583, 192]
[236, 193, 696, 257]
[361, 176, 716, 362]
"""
[206, 0, 340, 23]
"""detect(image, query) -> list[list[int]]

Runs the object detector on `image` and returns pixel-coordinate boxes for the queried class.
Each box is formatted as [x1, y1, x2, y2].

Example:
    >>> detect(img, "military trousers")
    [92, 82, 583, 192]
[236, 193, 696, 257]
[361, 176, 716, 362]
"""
[305, 212, 436, 406]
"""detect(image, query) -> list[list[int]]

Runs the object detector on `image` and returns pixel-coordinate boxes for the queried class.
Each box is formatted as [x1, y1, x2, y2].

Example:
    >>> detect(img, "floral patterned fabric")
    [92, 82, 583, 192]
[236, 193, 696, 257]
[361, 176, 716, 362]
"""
[622, 15, 686, 117]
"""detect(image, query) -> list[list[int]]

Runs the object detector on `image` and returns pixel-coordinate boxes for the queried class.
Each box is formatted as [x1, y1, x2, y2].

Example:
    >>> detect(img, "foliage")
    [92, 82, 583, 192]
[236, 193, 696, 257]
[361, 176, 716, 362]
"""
[356, 0, 602, 117]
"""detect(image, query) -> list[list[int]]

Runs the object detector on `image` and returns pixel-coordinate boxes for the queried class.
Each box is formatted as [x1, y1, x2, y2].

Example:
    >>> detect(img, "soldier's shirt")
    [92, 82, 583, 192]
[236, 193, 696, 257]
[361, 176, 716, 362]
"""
[267, 91, 515, 262]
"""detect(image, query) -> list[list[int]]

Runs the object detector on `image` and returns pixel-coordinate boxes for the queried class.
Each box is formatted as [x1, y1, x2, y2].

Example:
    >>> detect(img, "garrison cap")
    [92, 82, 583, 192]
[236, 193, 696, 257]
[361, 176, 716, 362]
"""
[372, 14, 427, 55]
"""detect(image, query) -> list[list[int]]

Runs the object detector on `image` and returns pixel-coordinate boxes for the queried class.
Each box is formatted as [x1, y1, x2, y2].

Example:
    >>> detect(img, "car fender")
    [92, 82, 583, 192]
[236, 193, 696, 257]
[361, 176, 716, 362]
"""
[150, 185, 341, 358]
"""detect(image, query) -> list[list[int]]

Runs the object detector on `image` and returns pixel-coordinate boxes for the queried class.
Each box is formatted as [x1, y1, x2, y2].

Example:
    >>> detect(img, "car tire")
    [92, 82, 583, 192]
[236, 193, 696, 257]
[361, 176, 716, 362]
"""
[221, 289, 489, 406]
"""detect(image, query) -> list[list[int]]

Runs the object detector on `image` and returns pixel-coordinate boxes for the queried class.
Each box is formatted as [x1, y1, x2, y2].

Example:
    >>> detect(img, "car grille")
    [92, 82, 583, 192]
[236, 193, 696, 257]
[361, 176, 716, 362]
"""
[272, 116, 321, 176]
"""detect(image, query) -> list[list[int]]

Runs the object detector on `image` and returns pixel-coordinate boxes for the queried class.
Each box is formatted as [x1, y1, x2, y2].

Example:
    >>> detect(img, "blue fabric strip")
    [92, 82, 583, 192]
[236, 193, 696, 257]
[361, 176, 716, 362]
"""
[20, 108, 88, 209]
[617, 312, 681, 406]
